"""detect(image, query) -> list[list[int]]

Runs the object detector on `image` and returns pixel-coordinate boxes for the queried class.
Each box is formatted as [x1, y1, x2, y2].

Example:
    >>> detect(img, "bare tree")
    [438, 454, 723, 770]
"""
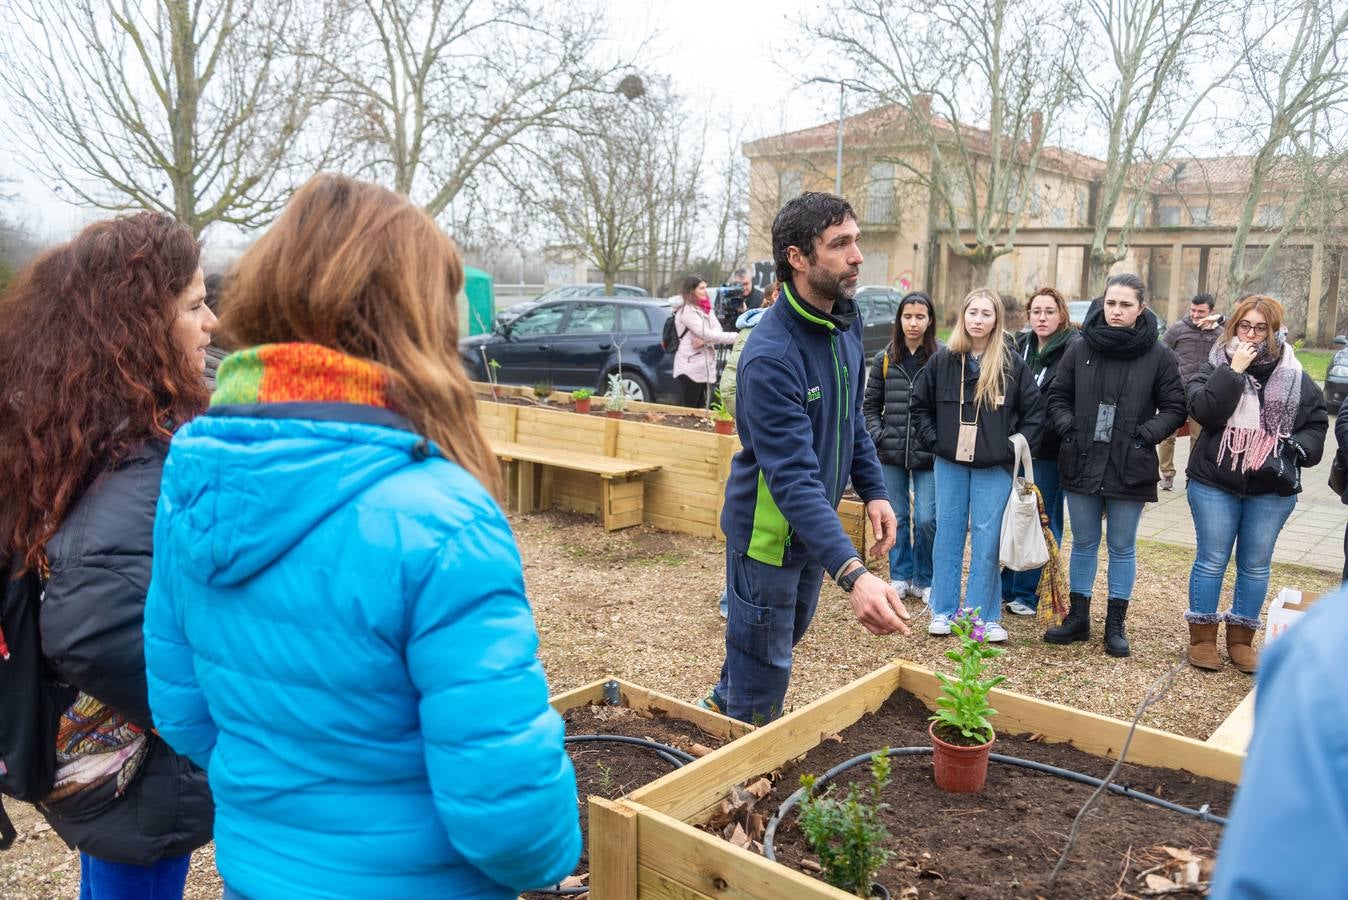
[529, 79, 704, 294]
[1077, 0, 1257, 293]
[808, 0, 1083, 288]
[320, 0, 629, 222]
[0, 0, 337, 236]
[1225, 0, 1348, 298]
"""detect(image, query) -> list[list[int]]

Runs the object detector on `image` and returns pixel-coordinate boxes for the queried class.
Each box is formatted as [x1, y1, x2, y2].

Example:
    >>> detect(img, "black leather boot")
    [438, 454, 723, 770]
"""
[1043, 592, 1091, 644]
[1103, 598, 1131, 657]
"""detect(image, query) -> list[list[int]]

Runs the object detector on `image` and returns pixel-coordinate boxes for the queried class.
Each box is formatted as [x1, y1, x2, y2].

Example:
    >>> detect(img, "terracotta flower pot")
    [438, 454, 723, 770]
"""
[606, 409, 624, 419]
[929, 721, 994, 793]
[713, 418, 734, 435]
[574, 397, 591, 414]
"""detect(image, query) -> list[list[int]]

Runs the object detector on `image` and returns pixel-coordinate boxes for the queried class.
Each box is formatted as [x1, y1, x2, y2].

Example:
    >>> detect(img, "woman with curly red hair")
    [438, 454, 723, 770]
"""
[0, 213, 216, 900]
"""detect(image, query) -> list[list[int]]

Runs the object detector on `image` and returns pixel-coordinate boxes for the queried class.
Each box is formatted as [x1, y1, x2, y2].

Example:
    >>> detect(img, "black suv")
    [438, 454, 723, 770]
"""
[461, 298, 677, 403]
[855, 286, 902, 357]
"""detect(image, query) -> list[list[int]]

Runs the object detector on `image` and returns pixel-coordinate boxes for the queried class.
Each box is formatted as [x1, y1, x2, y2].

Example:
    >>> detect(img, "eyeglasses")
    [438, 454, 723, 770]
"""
[1029, 309, 1058, 318]
[1236, 321, 1270, 336]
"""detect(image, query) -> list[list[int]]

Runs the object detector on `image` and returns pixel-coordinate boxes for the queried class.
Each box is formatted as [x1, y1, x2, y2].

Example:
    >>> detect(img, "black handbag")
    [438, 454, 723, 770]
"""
[1258, 439, 1302, 493]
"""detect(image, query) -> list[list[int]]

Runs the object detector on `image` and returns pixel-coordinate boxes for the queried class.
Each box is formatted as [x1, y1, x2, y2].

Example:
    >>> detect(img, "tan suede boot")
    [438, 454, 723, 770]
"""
[1187, 622, 1222, 671]
[1226, 624, 1259, 675]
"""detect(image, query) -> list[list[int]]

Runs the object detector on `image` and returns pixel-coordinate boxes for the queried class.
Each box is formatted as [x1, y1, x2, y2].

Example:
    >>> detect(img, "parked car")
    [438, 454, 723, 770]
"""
[1326, 336, 1348, 410]
[492, 283, 649, 329]
[462, 297, 677, 403]
[854, 286, 904, 358]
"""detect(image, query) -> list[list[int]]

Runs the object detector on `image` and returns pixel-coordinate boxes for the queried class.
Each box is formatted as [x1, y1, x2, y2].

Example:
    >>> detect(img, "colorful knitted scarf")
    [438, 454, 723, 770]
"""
[1207, 336, 1302, 474]
[212, 343, 397, 409]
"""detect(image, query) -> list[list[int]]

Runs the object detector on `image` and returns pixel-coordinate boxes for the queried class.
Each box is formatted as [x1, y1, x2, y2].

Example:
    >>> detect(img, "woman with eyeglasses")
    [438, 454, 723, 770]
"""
[1000, 287, 1077, 617]
[1183, 295, 1326, 674]
[1044, 274, 1186, 657]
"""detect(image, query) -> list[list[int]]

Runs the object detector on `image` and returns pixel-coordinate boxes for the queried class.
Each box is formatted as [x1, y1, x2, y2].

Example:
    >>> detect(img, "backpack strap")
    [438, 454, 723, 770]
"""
[882, 351, 889, 379]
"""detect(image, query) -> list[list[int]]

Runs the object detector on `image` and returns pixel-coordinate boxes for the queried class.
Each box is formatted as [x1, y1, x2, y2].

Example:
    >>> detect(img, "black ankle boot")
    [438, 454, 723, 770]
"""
[1043, 592, 1091, 644]
[1103, 598, 1131, 657]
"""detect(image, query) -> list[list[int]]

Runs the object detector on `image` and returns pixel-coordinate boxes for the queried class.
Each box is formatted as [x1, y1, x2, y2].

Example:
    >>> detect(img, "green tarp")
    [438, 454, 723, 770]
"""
[463, 266, 494, 336]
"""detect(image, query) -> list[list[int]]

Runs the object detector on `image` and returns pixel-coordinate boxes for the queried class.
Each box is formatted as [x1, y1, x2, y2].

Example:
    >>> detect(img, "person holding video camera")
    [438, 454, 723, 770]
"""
[717, 266, 764, 332]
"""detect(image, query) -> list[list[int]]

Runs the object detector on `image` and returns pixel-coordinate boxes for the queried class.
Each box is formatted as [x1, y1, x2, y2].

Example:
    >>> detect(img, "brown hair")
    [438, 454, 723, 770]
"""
[220, 174, 500, 495]
[1222, 295, 1284, 345]
[0, 213, 207, 571]
[1026, 286, 1070, 337]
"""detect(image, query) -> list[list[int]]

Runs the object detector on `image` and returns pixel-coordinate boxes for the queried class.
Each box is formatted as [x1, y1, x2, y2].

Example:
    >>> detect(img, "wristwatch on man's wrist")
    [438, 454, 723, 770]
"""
[837, 559, 866, 593]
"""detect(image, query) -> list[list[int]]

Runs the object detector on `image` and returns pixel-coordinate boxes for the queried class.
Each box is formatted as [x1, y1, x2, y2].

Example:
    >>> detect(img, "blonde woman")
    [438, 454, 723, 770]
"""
[142, 174, 579, 900]
[911, 288, 1043, 641]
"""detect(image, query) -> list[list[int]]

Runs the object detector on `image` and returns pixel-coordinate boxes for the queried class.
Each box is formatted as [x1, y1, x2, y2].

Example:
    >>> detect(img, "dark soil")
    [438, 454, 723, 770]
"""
[743, 690, 1232, 899]
[479, 392, 718, 431]
[523, 702, 728, 897]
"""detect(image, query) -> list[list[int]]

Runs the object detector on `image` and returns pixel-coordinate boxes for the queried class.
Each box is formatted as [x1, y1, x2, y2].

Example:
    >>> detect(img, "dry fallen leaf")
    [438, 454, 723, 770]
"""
[1161, 846, 1201, 864]
[800, 858, 822, 875]
[744, 777, 773, 800]
[821, 732, 844, 743]
[559, 873, 589, 888]
[899, 888, 920, 900]
[1145, 873, 1178, 891]
[689, 742, 714, 758]
[728, 823, 751, 849]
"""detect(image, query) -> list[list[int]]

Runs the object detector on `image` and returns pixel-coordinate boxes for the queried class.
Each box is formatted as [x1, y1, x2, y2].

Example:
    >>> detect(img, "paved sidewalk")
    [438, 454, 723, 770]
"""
[1130, 427, 1345, 572]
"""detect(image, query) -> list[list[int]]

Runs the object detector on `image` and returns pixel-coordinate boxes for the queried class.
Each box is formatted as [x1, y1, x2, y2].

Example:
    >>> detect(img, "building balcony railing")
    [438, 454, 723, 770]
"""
[859, 195, 899, 227]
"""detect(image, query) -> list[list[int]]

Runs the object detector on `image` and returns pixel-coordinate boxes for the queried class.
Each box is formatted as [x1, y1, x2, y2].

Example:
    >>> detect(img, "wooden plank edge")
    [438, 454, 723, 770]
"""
[1205, 688, 1255, 755]
[633, 803, 850, 900]
[612, 679, 753, 743]
[549, 678, 610, 713]
[629, 663, 902, 821]
[589, 796, 638, 900]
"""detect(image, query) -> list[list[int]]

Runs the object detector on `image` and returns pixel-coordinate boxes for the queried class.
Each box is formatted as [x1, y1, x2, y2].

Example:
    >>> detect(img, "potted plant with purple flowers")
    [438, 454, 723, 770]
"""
[928, 607, 1005, 793]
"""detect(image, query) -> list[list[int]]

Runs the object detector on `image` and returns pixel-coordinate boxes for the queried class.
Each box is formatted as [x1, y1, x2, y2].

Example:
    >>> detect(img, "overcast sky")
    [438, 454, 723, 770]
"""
[0, 0, 845, 244]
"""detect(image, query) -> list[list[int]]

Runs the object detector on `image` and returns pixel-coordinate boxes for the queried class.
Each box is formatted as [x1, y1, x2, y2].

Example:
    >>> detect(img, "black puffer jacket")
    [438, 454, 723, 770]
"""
[911, 346, 1043, 468]
[1187, 356, 1328, 497]
[1013, 329, 1077, 460]
[1047, 309, 1187, 502]
[863, 342, 938, 470]
[39, 440, 213, 864]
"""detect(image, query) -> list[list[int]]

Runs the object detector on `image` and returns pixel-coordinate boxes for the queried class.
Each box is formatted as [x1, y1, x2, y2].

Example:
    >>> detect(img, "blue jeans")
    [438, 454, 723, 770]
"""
[930, 457, 1011, 622]
[881, 464, 936, 588]
[1187, 479, 1297, 627]
[78, 852, 190, 900]
[1000, 459, 1064, 608]
[1064, 492, 1145, 599]
[713, 548, 824, 724]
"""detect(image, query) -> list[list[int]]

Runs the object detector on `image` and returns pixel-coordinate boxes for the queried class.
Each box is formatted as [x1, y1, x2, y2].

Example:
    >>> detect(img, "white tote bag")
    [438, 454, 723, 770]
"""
[999, 433, 1049, 571]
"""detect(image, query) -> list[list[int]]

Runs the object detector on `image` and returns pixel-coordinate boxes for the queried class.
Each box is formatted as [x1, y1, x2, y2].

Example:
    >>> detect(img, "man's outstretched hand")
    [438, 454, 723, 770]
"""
[848, 570, 911, 636]
[865, 498, 897, 558]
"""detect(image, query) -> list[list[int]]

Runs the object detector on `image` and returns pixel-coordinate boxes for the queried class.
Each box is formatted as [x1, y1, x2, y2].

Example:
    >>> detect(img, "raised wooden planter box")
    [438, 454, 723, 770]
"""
[547, 677, 753, 899]
[476, 393, 868, 555]
[593, 660, 1244, 899]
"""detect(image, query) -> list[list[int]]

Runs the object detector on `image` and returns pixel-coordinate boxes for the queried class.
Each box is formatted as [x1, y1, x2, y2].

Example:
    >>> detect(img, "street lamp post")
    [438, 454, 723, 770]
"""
[809, 77, 861, 196]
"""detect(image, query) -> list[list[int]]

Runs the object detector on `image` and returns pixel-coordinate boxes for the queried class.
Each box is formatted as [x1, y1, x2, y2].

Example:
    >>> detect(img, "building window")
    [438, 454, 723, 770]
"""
[863, 163, 896, 225]
[1258, 204, 1285, 227]
[1190, 205, 1210, 226]
[1049, 206, 1068, 227]
[1158, 206, 1181, 227]
[778, 169, 803, 203]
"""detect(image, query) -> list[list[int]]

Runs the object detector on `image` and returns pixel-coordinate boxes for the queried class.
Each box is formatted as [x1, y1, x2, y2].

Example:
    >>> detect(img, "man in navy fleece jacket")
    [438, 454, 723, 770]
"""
[702, 192, 911, 724]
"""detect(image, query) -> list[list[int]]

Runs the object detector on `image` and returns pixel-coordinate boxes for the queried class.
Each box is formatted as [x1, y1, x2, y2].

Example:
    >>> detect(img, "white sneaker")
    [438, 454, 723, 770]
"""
[928, 614, 952, 636]
[985, 622, 1009, 642]
[889, 579, 911, 597]
[914, 585, 932, 604]
[1006, 600, 1036, 617]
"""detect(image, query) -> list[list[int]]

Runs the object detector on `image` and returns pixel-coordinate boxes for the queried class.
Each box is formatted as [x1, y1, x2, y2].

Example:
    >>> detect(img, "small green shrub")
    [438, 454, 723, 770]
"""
[796, 750, 893, 897]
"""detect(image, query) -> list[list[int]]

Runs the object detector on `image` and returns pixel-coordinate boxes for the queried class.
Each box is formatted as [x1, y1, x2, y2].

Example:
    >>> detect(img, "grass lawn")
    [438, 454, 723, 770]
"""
[1299, 347, 1332, 383]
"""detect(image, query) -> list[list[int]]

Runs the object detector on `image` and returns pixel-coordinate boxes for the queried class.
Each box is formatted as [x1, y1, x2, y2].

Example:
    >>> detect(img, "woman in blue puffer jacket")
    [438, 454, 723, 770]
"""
[143, 174, 580, 900]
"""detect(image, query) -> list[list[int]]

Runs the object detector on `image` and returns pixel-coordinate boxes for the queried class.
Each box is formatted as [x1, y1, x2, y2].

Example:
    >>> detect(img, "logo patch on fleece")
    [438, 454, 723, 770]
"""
[806, 385, 822, 403]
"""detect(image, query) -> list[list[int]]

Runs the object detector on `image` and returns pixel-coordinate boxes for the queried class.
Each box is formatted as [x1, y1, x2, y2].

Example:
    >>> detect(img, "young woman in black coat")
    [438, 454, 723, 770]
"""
[1000, 287, 1077, 617]
[863, 291, 940, 604]
[1045, 274, 1186, 657]
[0, 214, 217, 898]
[1184, 295, 1326, 674]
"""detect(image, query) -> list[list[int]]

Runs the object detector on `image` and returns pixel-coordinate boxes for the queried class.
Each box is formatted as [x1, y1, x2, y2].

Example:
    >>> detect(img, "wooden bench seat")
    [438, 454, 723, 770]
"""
[491, 440, 661, 531]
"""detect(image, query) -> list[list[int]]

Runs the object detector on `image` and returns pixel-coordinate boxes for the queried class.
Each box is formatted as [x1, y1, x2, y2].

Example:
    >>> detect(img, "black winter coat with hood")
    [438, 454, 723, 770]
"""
[911, 345, 1043, 468]
[1013, 328, 1077, 460]
[38, 440, 214, 864]
[862, 341, 939, 470]
[1047, 308, 1186, 502]
[1186, 354, 1327, 497]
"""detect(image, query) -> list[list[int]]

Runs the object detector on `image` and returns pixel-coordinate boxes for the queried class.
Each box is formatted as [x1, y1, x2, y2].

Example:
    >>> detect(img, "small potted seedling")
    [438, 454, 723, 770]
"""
[797, 751, 894, 898]
[571, 387, 594, 414]
[481, 353, 502, 399]
[929, 607, 1005, 793]
[532, 380, 554, 403]
[710, 395, 735, 435]
[604, 373, 626, 419]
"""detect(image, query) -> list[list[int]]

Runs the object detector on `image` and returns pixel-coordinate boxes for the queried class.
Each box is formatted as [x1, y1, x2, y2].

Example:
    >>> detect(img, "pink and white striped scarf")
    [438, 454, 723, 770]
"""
[1208, 337, 1301, 473]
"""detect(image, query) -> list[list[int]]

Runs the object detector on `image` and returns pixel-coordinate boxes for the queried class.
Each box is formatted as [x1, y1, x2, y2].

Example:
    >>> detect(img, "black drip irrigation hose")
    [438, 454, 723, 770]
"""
[764, 746, 1228, 864]
[532, 735, 696, 896]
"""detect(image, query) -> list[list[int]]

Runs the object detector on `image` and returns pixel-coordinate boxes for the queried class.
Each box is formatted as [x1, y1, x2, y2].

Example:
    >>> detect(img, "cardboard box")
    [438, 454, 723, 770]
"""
[1266, 588, 1322, 645]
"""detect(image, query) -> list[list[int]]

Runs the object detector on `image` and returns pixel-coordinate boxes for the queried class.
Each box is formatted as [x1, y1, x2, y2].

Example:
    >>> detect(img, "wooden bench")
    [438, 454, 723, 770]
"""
[491, 440, 662, 531]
